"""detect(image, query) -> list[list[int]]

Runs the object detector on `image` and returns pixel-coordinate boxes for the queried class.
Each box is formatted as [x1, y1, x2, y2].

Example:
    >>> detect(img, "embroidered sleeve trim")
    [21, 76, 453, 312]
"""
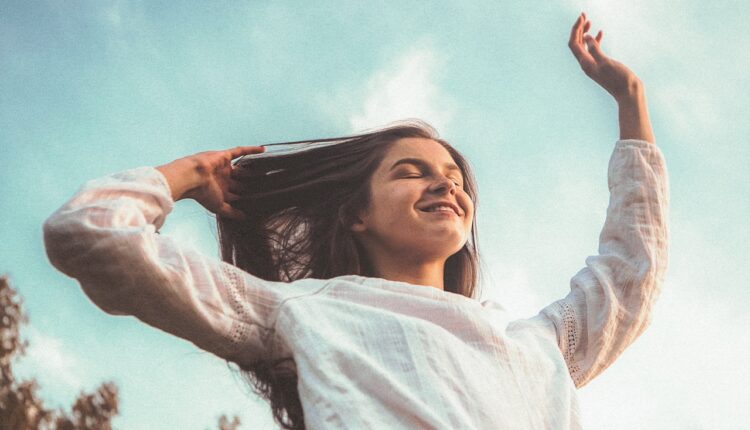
[554, 300, 583, 385]
[218, 263, 273, 356]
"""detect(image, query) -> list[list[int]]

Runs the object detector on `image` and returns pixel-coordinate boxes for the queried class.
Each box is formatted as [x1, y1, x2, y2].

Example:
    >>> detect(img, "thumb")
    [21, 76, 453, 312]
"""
[585, 34, 606, 61]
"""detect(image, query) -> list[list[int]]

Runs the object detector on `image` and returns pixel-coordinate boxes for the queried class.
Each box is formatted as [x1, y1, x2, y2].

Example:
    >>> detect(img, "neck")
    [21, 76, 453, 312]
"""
[368, 253, 446, 291]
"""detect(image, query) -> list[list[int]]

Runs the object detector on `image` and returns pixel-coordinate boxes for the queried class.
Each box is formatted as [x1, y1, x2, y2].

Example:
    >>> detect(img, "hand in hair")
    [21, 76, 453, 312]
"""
[156, 146, 265, 220]
[568, 12, 643, 103]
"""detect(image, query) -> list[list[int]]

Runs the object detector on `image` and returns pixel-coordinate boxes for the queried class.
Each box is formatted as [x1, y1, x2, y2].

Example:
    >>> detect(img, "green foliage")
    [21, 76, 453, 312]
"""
[2, 273, 123, 429]
[216, 415, 241, 430]
[1, 275, 241, 430]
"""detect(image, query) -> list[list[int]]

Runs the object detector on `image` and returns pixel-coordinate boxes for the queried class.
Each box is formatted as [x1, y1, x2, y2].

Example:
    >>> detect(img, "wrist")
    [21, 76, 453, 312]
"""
[616, 85, 655, 143]
[156, 158, 203, 201]
[614, 78, 645, 107]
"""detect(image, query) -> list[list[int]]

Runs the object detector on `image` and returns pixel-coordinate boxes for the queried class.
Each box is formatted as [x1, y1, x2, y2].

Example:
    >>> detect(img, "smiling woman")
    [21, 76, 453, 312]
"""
[42, 13, 669, 430]
[210, 120, 480, 427]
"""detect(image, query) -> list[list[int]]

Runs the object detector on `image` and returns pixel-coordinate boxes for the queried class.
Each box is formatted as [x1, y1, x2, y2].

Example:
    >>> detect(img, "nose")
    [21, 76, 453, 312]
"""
[429, 176, 457, 195]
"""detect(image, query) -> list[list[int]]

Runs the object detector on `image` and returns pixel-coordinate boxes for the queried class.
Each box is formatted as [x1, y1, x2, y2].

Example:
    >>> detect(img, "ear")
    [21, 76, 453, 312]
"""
[349, 213, 367, 233]
[340, 205, 368, 233]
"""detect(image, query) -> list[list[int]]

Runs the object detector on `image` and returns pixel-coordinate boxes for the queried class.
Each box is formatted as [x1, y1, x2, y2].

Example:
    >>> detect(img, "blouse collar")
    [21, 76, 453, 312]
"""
[333, 274, 479, 305]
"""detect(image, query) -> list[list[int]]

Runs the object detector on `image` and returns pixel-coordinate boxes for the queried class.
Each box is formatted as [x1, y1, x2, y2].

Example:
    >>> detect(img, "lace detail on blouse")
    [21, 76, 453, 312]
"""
[217, 263, 271, 357]
[554, 300, 583, 385]
[225, 264, 248, 345]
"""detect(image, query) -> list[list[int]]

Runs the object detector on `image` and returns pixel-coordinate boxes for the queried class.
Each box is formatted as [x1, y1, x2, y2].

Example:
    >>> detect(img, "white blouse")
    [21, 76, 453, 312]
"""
[43, 139, 669, 429]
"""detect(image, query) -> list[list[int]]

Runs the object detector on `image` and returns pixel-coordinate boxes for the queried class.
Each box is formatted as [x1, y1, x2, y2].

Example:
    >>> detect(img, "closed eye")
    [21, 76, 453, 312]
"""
[404, 174, 462, 187]
[391, 158, 465, 188]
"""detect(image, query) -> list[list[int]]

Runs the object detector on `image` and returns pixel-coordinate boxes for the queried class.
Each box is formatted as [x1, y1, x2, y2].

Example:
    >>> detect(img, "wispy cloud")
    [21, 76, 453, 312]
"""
[561, 0, 691, 63]
[162, 206, 221, 257]
[318, 40, 454, 133]
[578, 279, 750, 429]
[653, 81, 722, 138]
[101, 1, 123, 28]
[15, 326, 82, 390]
[480, 263, 545, 320]
[573, 209, 750, 428]
[349, 43, 454, 132]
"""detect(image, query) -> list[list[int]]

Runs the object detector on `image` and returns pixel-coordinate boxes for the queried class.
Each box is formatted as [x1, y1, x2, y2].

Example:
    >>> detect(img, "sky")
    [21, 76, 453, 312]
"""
[1, 1, 748, 428]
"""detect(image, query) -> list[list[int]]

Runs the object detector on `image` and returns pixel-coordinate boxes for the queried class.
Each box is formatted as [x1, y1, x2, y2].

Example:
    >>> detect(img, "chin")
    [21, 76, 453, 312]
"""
[421, 238, 466, 258]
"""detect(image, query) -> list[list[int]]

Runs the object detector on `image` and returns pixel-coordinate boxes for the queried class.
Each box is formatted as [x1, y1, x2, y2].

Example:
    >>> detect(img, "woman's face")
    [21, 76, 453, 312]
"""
[351, 137, 474, 263]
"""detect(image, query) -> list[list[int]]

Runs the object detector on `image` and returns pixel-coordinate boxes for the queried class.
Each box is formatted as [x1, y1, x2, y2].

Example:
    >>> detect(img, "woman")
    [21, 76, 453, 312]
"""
[43, 13, 668, 429]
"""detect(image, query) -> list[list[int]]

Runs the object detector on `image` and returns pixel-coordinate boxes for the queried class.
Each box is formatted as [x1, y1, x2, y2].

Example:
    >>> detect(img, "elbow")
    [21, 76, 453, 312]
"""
[42, 211, 136, 316]
[42, 209, 106, 278]
[639, 241, 668, 294]
[43, 212, 73, 273]
[622, 256, 663, 326]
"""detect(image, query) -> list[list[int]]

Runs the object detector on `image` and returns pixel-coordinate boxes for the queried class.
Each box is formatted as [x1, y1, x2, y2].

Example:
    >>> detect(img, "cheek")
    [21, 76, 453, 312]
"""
[370, 185, 419, 224]
[467, 200, 475, 219]
[460, 195, 475, 223]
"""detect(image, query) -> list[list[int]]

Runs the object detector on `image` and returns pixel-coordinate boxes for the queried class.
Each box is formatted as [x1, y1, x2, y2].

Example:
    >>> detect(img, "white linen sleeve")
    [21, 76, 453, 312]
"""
[539, 139, 670, 387]
[43, 166, 315, 365]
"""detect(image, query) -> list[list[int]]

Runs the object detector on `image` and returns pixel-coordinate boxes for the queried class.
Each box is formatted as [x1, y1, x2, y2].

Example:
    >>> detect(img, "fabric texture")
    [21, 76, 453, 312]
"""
[43, 139, 669, 429]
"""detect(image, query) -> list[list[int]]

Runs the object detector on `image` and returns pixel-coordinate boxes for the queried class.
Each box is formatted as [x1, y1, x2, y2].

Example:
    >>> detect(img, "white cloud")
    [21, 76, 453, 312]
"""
[166, 217, 213, 252]
[346, 42, 455, 133]
[102, 1, 123, 28]
[653, 81, 722, 137]
[578, 279, 750, 429]
[15, 326, 82, 390]
[159, 200, 222, 257]
[479, 262, 546, 320]
[573, 210, 750, 429]
[560, 0, 690, 62]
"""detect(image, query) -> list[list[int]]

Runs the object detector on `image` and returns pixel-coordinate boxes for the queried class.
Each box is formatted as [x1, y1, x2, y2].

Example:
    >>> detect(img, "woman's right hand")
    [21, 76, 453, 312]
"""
[156, 146, 265, 220]
[568, 12, 643, 102]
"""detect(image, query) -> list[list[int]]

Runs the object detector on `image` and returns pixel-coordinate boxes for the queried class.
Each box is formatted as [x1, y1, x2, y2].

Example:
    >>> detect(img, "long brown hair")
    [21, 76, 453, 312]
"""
[217, 119, 481, 429]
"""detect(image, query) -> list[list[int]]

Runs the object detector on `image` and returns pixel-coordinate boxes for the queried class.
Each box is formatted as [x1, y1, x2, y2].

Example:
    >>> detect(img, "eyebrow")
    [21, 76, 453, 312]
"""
[389, 158, 462, 175]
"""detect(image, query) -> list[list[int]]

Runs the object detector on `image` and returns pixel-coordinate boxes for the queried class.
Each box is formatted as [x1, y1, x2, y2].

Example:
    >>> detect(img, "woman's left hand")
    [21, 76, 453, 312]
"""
[156, 146, 265, 220]
[569, 12, 642, 101]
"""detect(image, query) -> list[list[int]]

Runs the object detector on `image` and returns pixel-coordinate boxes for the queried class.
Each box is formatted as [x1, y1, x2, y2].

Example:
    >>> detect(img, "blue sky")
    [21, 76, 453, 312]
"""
[1, 1, 748, 428]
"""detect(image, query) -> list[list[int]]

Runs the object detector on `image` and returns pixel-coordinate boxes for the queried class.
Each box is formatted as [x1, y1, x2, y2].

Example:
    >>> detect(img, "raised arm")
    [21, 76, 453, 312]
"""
[43, 146, 316, 366]
[527, 14, 669, 387]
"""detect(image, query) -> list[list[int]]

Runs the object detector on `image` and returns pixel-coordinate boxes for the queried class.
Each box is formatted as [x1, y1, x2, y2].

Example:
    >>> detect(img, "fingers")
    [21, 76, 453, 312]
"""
[227, 178, 247, 195]
[568, 14, 584, 53]
[570, 12, 608, 73]
[218, 202, 248, 221]
[584, 32, 606, 62]
[228, 145, 266, 160]
[224, 190, 242, 202]
[569, 13, 594, 69]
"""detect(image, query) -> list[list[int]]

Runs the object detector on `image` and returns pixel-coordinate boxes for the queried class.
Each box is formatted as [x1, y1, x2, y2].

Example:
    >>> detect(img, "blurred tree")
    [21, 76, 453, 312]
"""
[216, 414, 241, 430]
[0, 274, 121, 429]
[51, 382, 119, 430]
[1, 273, 54, 429]
[1, 274, 242, 430]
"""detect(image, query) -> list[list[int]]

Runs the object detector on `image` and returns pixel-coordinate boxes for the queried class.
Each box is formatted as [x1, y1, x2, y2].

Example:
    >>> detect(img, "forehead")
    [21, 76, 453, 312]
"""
[380, 137, 458, 168]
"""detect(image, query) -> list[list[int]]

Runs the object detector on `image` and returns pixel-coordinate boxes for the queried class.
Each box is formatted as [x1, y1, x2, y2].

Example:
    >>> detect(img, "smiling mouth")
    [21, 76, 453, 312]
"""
[419, 208, 459, 217]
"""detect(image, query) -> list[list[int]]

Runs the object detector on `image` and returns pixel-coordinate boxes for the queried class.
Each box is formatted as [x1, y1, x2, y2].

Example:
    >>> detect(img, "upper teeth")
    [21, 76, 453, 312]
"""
[427, 205, 455, 213]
